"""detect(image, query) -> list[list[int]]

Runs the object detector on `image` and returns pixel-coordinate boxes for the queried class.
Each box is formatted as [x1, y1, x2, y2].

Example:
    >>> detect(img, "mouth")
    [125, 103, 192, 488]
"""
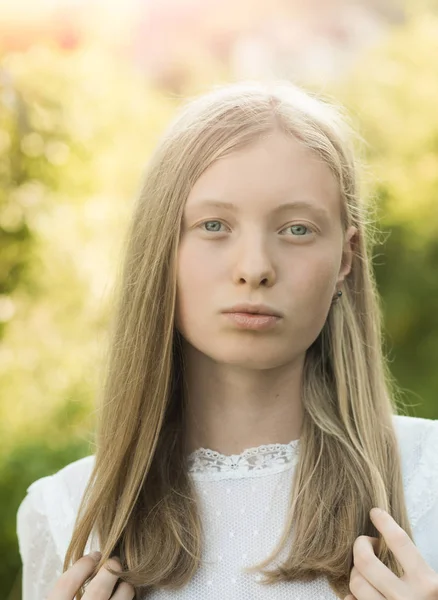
[222, 304, 282, 318]
[231, 311, 276, 316]
[222, 312, 281, 330]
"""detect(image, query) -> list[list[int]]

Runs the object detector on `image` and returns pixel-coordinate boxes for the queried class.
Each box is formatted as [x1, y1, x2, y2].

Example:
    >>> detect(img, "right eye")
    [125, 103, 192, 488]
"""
[198, 220, 228, 233]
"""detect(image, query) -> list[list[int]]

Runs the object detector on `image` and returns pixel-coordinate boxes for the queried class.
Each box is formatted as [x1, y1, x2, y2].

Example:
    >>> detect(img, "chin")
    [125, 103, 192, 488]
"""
[207, 346, 291, 370]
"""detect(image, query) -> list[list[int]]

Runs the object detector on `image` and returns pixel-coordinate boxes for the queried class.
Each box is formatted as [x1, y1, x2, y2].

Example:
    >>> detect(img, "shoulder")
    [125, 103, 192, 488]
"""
[391, 414, 438, 569]
[391, 413, 438, 448]
[391, 414, 438, 496]
[24, 454, 96, 509]
[18, 454, 96, 560]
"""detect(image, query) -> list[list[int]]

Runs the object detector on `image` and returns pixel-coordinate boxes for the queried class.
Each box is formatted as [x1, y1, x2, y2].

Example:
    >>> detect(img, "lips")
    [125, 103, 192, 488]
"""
[222, 304, 282, 317]
[222, 311, 281, 330]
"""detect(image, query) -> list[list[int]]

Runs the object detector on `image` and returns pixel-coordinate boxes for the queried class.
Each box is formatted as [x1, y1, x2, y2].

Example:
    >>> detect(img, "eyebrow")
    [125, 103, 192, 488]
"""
[186, 199, 331, 221]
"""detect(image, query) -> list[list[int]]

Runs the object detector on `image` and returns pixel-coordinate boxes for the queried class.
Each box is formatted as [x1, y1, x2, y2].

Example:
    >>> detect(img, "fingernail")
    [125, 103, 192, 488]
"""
[370, 507, 384, 519]
[90, 551, 102, 560]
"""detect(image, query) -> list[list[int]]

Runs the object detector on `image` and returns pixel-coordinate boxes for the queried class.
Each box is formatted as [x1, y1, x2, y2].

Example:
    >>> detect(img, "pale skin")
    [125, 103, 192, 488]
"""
[344, 508, 438, 599]
[45, 131, 438, 598]
[45, 510, 438, 599]
[176, 129, 357, 456]
[46, 554, 135, 599]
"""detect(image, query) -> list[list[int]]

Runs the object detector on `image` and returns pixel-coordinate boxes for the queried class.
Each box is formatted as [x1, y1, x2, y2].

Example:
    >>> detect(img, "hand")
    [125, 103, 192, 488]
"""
[47, 552, 135, 599]
[344, 508, 438, 599]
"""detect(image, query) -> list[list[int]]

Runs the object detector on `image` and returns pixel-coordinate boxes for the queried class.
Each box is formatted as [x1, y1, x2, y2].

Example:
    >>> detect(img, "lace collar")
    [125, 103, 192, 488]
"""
[187, 439, 300, 480]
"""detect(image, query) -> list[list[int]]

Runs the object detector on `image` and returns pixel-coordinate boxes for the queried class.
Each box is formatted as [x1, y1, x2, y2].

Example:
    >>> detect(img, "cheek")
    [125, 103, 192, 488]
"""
[174, 243, 217, 331]
[287, 254, 339, 325]
[289, 252, 337, 291]
[177, 243, 217, 291]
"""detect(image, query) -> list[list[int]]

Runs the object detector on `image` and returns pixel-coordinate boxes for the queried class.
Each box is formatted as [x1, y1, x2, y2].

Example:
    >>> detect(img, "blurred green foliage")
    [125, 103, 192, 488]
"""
[0, 45, 177, 597]
[334, 12, 438, 417]
[2, 11, 438, 599]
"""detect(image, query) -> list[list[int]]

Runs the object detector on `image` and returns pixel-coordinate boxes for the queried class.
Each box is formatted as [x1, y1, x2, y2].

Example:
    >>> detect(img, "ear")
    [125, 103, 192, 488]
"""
[338, 226, 357, 282]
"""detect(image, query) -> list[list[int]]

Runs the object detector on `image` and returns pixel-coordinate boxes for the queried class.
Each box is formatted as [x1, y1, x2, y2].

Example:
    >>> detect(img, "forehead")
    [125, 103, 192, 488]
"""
[185, 132, 341, 221]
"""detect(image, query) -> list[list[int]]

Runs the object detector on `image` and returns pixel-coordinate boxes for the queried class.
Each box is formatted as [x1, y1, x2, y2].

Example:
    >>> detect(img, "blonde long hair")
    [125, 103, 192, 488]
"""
[64, 80, 412, 599]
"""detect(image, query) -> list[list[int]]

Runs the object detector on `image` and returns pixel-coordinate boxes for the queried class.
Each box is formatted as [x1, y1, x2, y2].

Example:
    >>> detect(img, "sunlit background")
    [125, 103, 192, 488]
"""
[1, 0, 438, 597]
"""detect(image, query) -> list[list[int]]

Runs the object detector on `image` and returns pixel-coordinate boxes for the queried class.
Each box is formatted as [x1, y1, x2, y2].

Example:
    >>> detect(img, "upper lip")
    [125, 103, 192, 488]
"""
[222, 303, 282, 317]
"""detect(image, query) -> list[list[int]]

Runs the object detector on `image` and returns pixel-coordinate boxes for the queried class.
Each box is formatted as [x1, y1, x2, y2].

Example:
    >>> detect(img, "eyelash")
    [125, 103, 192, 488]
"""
[197, 220, 315, 237]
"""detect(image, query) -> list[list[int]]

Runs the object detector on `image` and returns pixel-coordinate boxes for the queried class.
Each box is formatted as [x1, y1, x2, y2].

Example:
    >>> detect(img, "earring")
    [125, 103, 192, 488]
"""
[332, 290, 343, 303]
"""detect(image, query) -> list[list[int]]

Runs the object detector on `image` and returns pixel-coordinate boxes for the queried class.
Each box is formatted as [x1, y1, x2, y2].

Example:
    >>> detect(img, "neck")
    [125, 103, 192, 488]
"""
[182, 341, 304, 456]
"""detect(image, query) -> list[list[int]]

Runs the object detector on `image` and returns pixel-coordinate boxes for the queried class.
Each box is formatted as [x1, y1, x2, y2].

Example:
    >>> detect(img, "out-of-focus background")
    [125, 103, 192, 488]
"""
[1, 0, 437, 597]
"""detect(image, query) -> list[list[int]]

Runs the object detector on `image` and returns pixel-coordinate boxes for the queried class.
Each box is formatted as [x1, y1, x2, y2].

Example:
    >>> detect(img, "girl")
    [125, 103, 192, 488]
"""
[17, 80, 438, 600]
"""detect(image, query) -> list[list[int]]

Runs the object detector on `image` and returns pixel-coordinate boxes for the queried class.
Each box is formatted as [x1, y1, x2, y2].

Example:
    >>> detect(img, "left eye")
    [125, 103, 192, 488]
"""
[200, 220, 226, 233]
[281, 223, 314, 236]
[199, 221, 313, 236]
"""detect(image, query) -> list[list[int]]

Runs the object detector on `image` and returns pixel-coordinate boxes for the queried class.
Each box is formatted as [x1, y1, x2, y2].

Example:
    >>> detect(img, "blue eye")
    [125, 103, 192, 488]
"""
[282, 224, 313, 236]
[199, 221, 314, 236]
[200, 220, 226, 232]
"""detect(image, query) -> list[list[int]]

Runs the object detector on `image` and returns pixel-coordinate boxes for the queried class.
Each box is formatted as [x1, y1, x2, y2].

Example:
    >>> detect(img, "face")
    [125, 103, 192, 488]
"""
[175, 130, 357, 369]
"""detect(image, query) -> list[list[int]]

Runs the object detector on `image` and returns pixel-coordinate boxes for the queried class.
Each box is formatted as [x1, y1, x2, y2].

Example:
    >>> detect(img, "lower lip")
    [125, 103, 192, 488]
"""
[223, 312, 281, 330]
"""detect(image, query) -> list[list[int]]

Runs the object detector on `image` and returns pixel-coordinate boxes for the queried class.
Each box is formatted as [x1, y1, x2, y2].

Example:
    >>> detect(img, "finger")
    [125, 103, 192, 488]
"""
[363, 536, 379, 552]
[111, 580, 136, 599]
[83, 556, 123, 599]
[349, 565, 385, 599]
[353, 535, 405, 599]
[370, 508, 432, 577]
[47, 552, 102, 599]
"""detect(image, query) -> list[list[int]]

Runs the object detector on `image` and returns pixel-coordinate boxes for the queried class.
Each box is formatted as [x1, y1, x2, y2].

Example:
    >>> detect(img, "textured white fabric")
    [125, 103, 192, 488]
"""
[17, 414, 438, 600]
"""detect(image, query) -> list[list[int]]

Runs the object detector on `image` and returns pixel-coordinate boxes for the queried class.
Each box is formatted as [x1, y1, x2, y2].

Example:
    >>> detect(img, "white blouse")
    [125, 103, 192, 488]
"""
[17, 414, 438, 600]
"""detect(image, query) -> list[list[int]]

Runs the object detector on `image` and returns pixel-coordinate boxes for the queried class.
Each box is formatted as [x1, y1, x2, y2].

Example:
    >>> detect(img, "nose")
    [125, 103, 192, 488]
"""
[231, 236, 276, 288]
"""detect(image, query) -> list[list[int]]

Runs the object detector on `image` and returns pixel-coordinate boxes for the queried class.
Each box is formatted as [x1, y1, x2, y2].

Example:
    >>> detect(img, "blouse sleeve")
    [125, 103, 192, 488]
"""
[405, 417, 438, 572]
[17, 478, 64, 600]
